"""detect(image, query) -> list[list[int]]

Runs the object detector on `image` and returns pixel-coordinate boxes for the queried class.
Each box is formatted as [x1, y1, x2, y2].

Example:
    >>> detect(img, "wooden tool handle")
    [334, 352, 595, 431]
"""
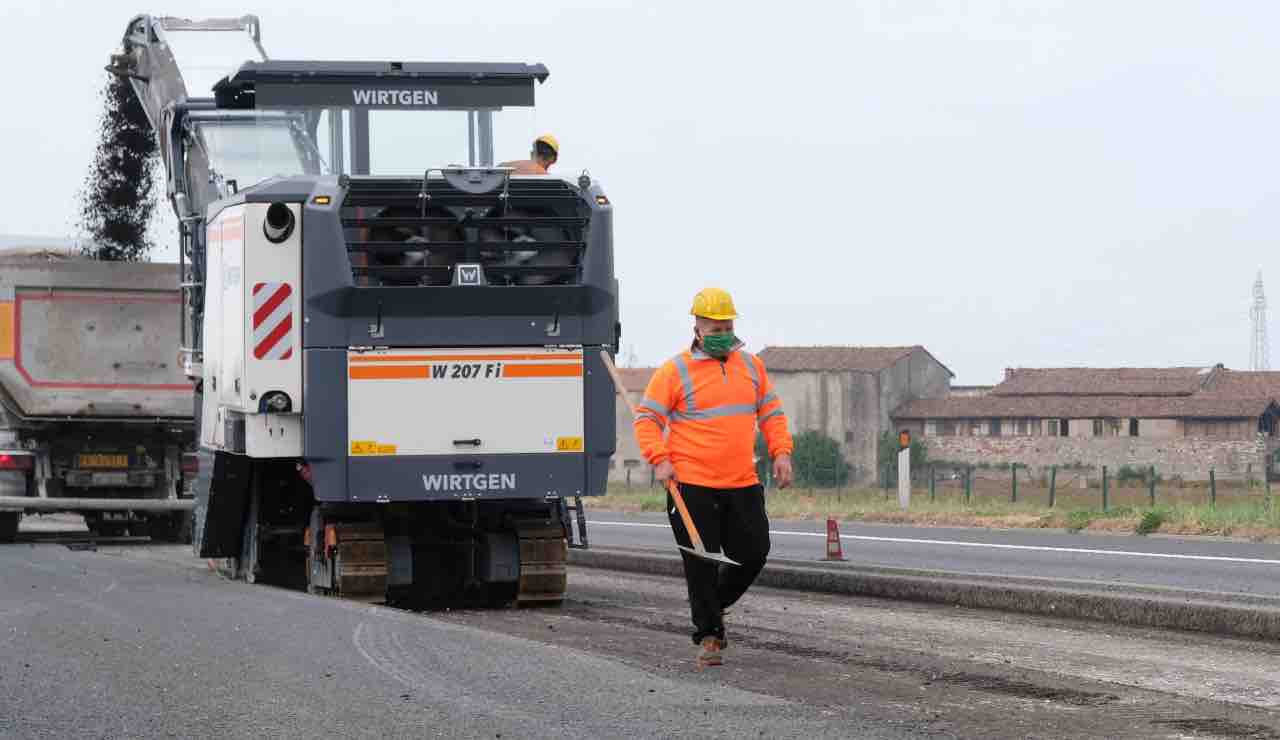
[665, 480, 704, 550]
[599, 351, 639, 417]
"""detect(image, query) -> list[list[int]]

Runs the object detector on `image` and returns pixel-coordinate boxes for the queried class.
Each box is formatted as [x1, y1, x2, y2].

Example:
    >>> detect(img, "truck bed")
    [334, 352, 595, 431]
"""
[0, 256, 192, 420]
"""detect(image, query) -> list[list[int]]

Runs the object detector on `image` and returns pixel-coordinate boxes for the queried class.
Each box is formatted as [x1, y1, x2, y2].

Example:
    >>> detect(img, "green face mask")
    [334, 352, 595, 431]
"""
[700, 333, 737, 357]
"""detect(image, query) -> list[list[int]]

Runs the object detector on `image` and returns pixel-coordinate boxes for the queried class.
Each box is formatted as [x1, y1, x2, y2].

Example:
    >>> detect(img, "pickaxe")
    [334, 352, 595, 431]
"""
[600, 352, 740, 566]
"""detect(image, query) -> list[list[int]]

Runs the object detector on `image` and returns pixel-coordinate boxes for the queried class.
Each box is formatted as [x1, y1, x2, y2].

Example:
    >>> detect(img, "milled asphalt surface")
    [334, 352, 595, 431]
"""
[0, 543, 912, 739]
[587, 512, 1280, 597]
[5, 541, 1280, 739]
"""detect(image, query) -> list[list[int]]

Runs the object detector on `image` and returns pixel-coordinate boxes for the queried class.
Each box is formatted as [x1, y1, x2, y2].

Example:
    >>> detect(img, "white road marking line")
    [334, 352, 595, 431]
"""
[587, 520, 1280, 566]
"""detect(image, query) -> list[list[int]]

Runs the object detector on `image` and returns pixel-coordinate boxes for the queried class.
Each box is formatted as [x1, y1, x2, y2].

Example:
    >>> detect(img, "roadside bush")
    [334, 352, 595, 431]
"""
[1135, 509, 1166, 536]
[1065, 511, 1093, 533]
[792, 430, 851, 488]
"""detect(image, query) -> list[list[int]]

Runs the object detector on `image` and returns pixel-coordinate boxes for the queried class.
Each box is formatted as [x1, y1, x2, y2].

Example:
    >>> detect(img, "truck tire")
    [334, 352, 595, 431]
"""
[147, 512, 193, 544]
[0, 512, 18, 544]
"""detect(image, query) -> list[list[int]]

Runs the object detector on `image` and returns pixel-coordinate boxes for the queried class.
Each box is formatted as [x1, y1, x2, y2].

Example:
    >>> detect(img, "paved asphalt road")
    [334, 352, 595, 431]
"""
[4, 542, 1280, 739]
[0, 543, 897, 739]
[587, 512, 1280, 597]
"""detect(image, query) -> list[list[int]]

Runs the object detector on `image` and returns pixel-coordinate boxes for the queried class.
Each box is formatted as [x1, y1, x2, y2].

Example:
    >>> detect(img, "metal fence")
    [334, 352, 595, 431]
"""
[620, 460, 1275, 512]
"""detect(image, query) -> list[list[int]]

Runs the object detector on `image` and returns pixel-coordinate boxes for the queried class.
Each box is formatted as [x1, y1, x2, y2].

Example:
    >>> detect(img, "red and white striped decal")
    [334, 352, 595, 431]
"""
[252, 282, 293, 360]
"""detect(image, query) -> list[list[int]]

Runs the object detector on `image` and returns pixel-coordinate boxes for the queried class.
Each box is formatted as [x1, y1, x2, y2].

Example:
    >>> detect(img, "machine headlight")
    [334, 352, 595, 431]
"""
[260, 391, 292, 414]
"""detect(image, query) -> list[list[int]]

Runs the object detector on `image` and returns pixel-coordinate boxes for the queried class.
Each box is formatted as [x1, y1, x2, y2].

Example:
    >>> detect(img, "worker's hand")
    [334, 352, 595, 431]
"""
[653, 460, 676, 484]
[773, 455, 794, 490]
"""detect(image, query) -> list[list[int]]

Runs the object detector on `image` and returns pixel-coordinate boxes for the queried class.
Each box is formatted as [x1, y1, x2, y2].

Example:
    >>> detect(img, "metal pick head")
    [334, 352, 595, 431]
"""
[678, 545, 741, 566]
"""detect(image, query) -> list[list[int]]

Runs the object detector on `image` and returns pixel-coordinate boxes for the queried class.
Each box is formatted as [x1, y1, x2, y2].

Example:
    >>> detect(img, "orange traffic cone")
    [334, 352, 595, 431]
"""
[824, 517, 846, 561]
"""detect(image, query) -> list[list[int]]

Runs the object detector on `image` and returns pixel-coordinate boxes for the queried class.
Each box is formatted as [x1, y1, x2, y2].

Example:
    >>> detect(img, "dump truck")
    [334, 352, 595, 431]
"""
[0, 248, 195, 543]
[108, 15, 616, 603]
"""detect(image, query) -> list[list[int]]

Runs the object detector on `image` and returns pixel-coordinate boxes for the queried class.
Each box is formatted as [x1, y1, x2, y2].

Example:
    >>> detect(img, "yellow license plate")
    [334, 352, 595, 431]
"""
[79, 454, 129, 469]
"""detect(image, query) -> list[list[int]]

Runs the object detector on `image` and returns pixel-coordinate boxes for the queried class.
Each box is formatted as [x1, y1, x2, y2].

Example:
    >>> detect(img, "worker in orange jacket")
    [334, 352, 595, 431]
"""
[499, 133, 559, 175]
[634, 287, 793, 668]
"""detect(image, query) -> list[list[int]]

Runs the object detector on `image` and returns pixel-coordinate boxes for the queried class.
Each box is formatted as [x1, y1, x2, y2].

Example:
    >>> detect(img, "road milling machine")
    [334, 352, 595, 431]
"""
[108, 15, 617, 603]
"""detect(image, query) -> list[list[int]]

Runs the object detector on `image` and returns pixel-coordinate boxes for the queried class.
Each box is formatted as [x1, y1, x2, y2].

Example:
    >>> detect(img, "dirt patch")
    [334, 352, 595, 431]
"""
[1081, 517, 1140, 534]
[938, 672, 1117, 706]
[564, 604, 1119, 708]
[1151, 718, 1280, 739]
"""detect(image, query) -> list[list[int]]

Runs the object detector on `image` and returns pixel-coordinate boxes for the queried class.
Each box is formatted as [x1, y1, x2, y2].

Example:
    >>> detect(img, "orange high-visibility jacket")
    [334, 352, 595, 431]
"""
[634, 345, 793, 489]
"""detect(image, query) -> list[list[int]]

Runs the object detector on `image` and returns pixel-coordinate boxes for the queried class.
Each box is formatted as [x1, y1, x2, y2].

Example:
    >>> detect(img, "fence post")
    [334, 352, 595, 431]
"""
[1011, 464, 1018, 503]
[1148, 465, 1155, 507]
[1267, 474, 1272, 513]
[626, 467, 632, 490]
[1210, 469, 1216, 508]
[650, 467, 656, 489]
[929, 466, 936, 502]
[1049, 466, 1057, 508]
[965, 466, 972, 504]
[1102, 465, 1108, 512]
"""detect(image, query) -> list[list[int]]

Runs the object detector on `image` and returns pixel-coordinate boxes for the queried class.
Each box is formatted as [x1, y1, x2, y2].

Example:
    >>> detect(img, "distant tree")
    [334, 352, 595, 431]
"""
[77, 73, 159, 261]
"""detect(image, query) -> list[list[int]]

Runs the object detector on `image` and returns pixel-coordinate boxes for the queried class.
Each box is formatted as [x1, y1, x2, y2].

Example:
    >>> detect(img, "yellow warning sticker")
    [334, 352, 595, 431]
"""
[0, 302, 12, 361]
[555, 436, 584, 452]
[350, 441, 398, 456]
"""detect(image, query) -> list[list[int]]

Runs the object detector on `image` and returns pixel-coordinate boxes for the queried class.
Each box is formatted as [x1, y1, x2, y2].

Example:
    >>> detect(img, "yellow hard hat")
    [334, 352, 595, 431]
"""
[690, 287, 738, 320]
[535, 133, 560, 154]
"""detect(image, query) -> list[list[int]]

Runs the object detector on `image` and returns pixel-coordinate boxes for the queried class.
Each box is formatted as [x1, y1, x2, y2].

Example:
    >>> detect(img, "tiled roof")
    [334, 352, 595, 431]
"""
[759, 346, 945, 373]
[1199, 370, 1280, 399]
[616, 367, 656, 394]
[893, 395, 1274, 421]
[991, 367, 1215, 397]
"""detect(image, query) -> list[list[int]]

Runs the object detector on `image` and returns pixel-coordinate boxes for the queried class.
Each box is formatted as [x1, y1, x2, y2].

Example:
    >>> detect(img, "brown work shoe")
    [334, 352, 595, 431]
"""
[695, 637, 724, 670]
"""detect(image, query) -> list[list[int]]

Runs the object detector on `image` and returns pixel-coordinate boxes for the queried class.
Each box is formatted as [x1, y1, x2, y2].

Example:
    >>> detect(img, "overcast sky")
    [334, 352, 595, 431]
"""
[2, 1, 1277, 383]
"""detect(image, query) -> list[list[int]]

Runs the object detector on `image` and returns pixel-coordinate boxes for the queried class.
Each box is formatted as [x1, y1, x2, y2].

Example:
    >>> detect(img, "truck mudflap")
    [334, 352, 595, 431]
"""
[192, 449, 251, 558]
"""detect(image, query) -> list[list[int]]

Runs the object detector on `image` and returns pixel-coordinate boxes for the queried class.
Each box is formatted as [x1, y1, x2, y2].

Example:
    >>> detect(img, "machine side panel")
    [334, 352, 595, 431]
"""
[303, 348, 349, 502]
[240, 202, 303, 415]
[346, 347, 584, 457]
[218, 210, 246, 410]
[201, 210, 227, 447]
[348, 453, 585, 503]
[582, 348, 616, 496]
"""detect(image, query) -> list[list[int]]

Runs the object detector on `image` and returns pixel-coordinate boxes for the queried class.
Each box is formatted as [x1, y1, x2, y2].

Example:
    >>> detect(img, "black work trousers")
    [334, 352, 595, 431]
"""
[666, 482, 771, 644]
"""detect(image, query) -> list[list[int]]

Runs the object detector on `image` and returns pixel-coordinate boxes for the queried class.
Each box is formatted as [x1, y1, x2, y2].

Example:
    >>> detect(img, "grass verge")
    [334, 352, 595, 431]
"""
[591, 485, 1280, 541]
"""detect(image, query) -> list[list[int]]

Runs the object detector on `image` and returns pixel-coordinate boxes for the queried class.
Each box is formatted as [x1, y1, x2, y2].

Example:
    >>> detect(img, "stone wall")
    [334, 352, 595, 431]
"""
[880, 350, 953, 436]
[771, 369, 881, 482]
[925, 434, 1268, 480]
[772, 348, 951, 483]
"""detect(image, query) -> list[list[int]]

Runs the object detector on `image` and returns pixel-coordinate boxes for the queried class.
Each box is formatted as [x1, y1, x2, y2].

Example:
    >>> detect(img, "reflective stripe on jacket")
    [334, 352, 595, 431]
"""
[634, 345, 793, 489]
